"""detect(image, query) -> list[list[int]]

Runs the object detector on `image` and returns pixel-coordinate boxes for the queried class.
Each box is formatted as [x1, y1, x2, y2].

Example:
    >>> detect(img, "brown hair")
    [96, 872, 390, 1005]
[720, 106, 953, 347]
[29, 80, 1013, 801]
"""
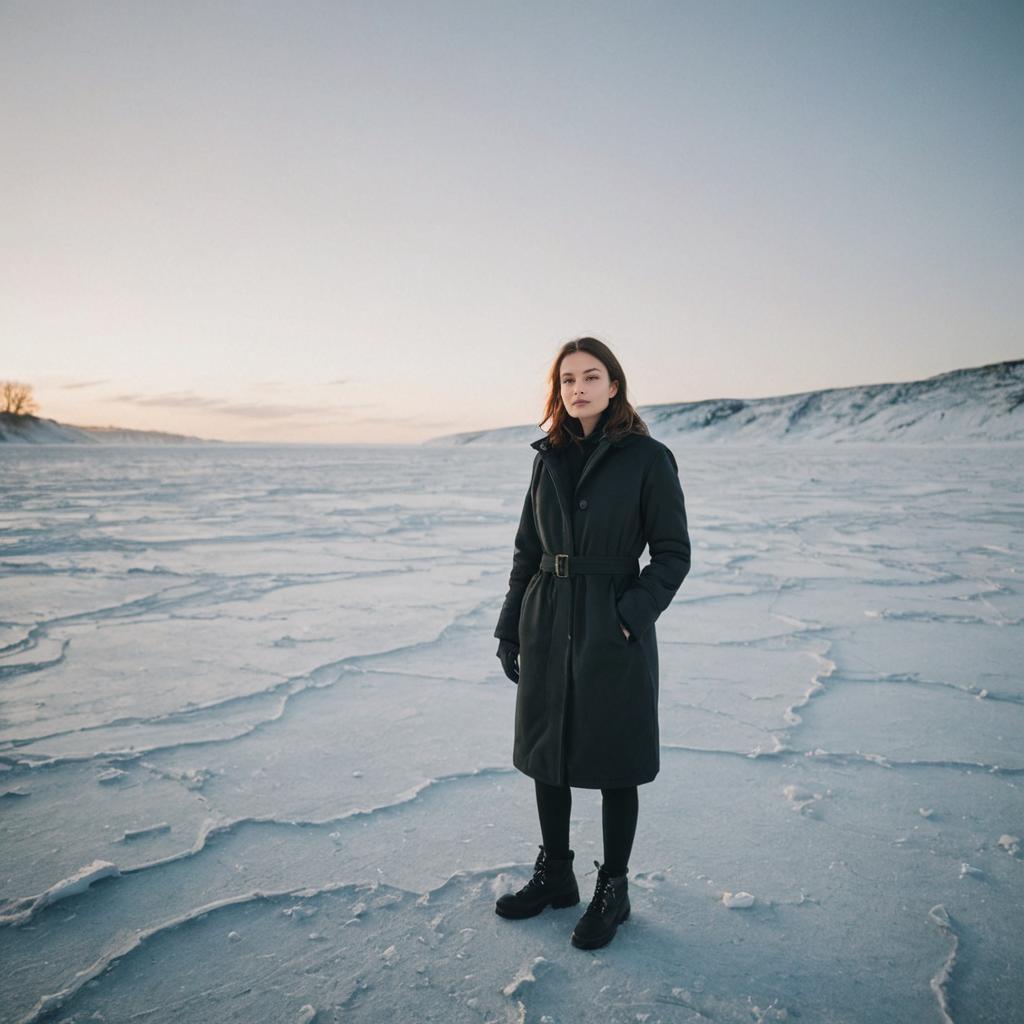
[539, 336, 649, 448]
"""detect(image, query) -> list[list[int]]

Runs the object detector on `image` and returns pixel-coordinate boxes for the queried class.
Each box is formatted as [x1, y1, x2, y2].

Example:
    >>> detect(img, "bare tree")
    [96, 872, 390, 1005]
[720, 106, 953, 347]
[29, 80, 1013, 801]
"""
[1, 381, 39, 415]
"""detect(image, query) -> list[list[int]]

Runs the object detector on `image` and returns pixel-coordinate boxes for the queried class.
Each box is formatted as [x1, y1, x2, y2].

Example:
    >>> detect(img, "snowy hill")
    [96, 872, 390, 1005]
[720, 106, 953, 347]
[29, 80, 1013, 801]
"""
[426, 358, 1024, 446]
[0, 413, 219, 445]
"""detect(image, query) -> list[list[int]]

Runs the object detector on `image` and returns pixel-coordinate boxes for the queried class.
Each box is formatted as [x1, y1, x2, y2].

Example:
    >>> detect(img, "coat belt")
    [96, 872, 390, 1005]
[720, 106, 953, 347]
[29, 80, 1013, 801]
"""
[540, 552, 640, 578]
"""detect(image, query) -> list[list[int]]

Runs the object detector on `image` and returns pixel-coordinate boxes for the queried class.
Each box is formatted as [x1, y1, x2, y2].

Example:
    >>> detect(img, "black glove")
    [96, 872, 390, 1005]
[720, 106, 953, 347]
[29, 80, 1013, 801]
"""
[497, 639, 520, 684]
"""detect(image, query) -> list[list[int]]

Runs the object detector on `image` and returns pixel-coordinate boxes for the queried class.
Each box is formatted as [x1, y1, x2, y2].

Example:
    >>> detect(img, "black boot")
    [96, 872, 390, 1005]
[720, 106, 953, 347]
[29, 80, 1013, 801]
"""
[495, 845, 580, 919]
[570, 860, 630, 949]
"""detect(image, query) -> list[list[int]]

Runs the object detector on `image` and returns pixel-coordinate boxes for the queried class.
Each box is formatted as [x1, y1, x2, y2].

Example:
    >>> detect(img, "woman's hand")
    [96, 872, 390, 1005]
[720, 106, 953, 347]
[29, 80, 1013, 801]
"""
[496, 639, 520, 683]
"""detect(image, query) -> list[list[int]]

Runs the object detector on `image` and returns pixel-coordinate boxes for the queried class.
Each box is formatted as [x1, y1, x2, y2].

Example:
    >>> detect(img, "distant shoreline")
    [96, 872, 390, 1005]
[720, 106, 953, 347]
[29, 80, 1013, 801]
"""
[4, 357, 1022, 446]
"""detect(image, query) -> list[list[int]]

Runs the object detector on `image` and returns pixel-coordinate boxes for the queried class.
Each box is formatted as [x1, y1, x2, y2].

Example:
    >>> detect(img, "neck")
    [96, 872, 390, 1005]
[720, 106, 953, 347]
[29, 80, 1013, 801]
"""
[574, 404, 609, 439]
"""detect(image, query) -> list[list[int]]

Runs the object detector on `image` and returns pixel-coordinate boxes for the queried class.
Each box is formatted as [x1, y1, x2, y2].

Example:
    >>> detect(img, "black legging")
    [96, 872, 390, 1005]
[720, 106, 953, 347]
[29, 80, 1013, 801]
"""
[534, 778, 638, 877]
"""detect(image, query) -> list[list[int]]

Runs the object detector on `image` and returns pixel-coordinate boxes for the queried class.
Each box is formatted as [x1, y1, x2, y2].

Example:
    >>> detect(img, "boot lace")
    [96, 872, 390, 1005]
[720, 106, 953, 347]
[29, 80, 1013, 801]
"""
[582, 860, 616, 917]
[515, 845, 551, 896]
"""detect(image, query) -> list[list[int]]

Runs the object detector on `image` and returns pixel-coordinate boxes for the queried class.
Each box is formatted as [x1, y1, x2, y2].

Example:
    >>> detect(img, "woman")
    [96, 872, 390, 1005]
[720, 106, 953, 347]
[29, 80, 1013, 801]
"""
[493, 336, 692, 950]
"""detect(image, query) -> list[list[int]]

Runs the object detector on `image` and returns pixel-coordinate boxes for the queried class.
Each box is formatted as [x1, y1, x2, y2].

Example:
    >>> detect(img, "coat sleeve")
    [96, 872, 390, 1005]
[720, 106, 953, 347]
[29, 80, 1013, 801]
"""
[493, 456, 544, 644]
[616, 444, 691, 640]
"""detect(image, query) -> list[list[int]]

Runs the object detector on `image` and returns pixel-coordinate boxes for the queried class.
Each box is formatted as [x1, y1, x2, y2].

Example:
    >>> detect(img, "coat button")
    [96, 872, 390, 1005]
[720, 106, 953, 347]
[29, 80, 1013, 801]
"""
[578, 499, 588, 509]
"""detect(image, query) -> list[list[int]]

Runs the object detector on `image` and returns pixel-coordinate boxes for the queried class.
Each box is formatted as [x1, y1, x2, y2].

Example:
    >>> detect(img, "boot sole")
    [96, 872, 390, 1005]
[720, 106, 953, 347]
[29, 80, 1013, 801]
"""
[570, 900, 630, 949]
[495, 888, 581, 920]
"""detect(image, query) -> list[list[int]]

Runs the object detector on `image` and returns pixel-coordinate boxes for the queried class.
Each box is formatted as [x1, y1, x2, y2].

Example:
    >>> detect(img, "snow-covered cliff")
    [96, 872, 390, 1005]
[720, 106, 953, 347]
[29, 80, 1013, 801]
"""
[0, 414, 218, 445]
[427, 359, 1024, 446]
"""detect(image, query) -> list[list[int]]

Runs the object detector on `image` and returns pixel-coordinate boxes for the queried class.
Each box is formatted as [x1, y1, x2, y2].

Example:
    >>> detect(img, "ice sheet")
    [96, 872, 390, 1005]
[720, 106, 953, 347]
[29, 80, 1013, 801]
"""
[1, 441, 1021, 1023]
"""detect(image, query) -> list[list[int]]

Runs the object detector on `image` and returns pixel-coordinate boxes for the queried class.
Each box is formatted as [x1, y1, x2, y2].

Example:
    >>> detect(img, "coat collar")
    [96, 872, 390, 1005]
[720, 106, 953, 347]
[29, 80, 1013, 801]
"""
[565, 403, 610, 442]
[530, 405, 631, 452]
[531, 405, 635, 514]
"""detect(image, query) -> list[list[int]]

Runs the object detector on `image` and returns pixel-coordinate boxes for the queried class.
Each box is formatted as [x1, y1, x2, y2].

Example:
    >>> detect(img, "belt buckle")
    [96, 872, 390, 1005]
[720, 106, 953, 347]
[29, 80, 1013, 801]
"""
[554, 553, 569, 578]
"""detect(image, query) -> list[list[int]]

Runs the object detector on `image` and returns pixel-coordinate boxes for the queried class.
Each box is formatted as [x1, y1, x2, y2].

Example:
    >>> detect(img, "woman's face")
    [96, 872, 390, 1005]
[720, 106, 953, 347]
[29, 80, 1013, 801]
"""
[560, 351, 618, 425]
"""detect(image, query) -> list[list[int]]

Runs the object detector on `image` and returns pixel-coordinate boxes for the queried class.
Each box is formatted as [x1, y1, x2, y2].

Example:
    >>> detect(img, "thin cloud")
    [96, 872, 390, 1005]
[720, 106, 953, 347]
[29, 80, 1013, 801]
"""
[110, 390, 351, 420]
[120, 392, 223, 409]
[58, 379, 109, 390]
[216, 402, 333, 419]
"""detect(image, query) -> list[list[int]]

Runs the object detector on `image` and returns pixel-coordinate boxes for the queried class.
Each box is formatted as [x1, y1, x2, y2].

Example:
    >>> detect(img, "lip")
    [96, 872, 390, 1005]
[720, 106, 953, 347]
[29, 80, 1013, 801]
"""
[573, 400, 590, 406]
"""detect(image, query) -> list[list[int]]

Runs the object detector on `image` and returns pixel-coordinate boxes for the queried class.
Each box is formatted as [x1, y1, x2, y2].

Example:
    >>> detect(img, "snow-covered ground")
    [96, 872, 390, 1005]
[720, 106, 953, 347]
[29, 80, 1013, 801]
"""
[1, 441, 1021, 1024]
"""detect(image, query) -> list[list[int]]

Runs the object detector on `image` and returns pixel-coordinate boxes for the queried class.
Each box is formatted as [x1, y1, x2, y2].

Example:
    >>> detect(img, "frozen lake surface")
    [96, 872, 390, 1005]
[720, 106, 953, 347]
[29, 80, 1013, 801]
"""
[1, 441, 1021, 1024]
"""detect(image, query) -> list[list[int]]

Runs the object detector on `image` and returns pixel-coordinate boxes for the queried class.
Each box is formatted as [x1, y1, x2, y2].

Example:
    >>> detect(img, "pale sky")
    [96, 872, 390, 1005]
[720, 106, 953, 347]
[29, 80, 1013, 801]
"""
[1, 1, 1021, 443]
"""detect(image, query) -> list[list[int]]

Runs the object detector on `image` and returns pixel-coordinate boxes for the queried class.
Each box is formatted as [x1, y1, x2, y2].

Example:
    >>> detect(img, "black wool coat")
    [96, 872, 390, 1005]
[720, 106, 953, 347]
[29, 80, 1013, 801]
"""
[494, 419, 691, 788]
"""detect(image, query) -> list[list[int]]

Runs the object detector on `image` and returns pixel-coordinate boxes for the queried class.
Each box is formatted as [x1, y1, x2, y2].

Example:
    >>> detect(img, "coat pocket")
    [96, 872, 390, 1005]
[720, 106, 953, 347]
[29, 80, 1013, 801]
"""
[518, 571, 542, 642]
[611, 590, 630, 645]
